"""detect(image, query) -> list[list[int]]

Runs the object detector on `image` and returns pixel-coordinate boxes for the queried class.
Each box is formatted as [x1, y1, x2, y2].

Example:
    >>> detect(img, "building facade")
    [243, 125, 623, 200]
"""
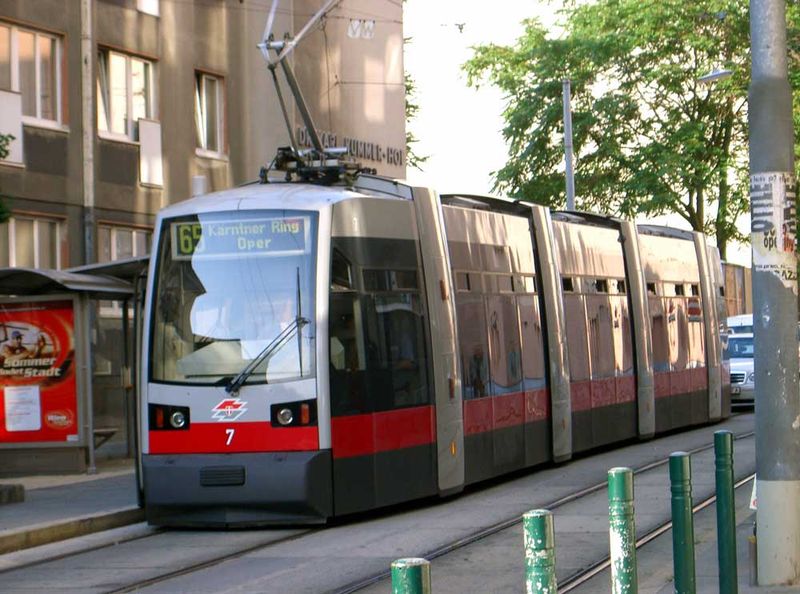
[0, 0, 405, 461]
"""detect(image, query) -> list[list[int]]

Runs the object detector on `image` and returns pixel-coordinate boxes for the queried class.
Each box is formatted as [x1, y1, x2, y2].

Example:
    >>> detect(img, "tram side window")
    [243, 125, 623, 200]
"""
[612, 297, 634, 375]
[564, 294, 590, 382]
[329, 238, 430, 415]
[649, 295, 670, 373]
[331, 248, 352, 289]
[687, 304, 705, 368]
[457, 294, 489, 399]
[517, 294, 546, 389]
[361, 292, 429, 409]
[486, 295, 522, 394]
[668, 298, 691, 371]
[329, 293, 363, 374]
[586, 295, 615, 379]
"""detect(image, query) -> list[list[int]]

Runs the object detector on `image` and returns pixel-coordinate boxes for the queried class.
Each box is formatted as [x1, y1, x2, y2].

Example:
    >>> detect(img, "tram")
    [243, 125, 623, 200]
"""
[138, 173, 729, 526]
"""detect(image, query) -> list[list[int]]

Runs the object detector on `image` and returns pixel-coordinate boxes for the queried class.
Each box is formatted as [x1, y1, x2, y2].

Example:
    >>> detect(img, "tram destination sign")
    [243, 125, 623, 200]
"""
[171, 216, 309, 260]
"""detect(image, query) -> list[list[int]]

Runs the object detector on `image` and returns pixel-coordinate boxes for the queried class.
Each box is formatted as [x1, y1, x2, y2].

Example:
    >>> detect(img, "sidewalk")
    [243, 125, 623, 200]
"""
[0, 458, 142, 555]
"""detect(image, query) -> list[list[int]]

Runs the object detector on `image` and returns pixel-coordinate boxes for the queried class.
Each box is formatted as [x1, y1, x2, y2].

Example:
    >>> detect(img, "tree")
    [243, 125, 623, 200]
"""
[463, 0, 784, 259]
[405, 37, 429, 171]
[0, 133, 12, 223]
[0, 133, 10, 160]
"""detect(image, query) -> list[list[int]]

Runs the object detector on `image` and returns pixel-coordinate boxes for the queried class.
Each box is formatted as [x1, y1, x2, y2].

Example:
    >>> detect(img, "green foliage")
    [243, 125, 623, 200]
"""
[789, 1, 800, 166]
[0, 133, 11, 160]
[404, 38, 429, 171]
[0, 133, 12, 223]
[463, 0, 782, 259]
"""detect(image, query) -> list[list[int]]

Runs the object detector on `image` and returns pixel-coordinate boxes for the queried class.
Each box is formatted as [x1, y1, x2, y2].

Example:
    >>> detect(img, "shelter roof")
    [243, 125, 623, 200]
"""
[0, 267, 134, 299]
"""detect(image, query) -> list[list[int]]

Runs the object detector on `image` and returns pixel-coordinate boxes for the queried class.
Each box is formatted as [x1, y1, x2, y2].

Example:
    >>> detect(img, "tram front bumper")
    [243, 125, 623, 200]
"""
[143, 450, 332, 527]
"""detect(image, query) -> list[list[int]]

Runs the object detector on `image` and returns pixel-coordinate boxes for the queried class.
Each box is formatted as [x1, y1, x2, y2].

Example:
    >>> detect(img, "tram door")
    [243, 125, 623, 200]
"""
[328, 198, 439, 515]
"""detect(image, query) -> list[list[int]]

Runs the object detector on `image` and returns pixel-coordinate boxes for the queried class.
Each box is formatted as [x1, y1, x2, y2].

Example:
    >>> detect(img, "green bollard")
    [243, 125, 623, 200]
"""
[608, 467, 638, 594]
[715, 430, 738, 594]
[524, 509, 557, 594]
[391, 557, 431, 594]
[670, 452, 696, 593]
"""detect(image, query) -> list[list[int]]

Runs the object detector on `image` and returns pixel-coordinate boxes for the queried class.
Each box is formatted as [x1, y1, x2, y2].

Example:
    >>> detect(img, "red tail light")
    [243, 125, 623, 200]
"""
[300, 403, 310, 425]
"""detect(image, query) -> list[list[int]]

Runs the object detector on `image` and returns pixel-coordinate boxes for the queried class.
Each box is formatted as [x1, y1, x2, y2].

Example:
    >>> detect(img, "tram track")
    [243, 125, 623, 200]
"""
[556, 472, 755, 592]
[331, 429, 755, 594]
[104, 528, 317, 594]
[0, 425, 754, 593]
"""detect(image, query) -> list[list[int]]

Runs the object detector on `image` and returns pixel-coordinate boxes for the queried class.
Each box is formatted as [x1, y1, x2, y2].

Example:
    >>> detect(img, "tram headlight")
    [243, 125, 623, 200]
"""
[148, 404, 190, 430]
[270, 399, 317, 428]
[276, 408, 294, 426]
[170, 411, 187, 429]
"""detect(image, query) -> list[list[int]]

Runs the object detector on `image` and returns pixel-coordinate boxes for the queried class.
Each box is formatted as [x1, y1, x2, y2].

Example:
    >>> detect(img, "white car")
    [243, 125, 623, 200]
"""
[726, 333, 754, 405]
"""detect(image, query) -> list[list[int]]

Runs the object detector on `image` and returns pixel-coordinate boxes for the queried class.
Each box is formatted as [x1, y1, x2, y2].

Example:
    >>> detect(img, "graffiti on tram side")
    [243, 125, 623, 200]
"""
[295, 126, 405, 167]
[0, 300, 78, 443]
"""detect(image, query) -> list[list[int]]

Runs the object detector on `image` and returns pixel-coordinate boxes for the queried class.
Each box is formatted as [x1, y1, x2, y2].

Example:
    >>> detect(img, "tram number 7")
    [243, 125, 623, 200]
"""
[225, 428, 235, 446]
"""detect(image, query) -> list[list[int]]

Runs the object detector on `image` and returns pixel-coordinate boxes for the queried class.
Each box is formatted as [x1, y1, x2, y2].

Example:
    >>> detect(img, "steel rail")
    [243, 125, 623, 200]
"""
[557, 472, 756, 593]
[0, 425, 754, 591]
[331, 429, 755, 594]
[103, 529, 316, 594]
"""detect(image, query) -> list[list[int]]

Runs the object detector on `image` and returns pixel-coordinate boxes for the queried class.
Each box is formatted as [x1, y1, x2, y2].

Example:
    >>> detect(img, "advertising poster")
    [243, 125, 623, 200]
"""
[0, 300, 78, 444]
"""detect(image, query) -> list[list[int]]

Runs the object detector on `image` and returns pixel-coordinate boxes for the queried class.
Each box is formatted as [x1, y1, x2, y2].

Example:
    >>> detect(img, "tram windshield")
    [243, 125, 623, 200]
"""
[149, 210, 317, 385]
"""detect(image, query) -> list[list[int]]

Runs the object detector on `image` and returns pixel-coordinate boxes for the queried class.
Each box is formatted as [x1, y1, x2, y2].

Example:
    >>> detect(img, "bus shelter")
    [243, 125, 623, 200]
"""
[0, 265, 137, 475]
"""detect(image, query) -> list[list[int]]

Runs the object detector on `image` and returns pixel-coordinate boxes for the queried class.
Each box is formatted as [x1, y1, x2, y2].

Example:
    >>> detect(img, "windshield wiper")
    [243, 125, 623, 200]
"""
[225, 316, 309, 394]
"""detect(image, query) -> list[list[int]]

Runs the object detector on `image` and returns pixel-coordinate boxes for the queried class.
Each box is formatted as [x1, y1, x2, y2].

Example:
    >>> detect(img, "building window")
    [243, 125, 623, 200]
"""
[0, 216, 65, 268]
[0, 23, 62, 125]
[97, 224, 152, 263]
[195, 72, 224, 154]
[97, 49, 155, 141]
[97, 225, 151, 319]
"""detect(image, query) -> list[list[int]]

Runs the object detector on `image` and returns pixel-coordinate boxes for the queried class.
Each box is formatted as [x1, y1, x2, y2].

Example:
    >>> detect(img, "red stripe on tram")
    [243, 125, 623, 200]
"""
[463, 388, 550, 436]
[148, 422, 319, 454]
[331, 405, 436, 459]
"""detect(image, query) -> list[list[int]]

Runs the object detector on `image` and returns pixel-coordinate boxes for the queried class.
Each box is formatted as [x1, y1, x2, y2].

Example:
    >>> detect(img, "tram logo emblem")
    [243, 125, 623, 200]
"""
[212, 398, 248, 421]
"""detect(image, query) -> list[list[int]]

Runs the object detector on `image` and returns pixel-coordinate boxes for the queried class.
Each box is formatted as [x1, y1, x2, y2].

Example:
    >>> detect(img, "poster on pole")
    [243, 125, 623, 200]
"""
[0, 299, 78, 444]
[750, 172, 798, 293]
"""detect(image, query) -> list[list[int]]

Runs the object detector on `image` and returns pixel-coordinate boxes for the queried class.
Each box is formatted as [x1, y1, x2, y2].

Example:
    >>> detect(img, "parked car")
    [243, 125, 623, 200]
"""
[726, 332, 754, 405]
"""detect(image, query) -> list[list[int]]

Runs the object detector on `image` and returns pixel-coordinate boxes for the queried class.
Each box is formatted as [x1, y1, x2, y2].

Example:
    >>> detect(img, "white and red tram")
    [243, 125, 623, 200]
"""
[139, 175, 728, 526]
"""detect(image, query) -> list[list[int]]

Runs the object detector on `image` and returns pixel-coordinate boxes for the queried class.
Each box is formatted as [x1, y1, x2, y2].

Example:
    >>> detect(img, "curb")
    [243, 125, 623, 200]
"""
[0, 506, 144, 555]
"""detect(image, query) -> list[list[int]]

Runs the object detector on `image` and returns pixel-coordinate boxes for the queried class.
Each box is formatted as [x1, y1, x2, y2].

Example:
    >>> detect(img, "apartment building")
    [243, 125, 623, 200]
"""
[0, 0, 405, 461]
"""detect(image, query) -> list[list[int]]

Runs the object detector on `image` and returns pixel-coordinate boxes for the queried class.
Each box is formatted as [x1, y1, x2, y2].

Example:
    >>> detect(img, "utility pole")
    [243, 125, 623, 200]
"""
[562, 79, 575, 210]
[80, 0, 95, 265]
[749, 0, 800, 584]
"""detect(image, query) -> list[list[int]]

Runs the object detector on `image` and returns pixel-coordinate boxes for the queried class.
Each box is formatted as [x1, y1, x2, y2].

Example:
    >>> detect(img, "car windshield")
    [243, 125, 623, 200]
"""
[150, 210, 317, 385]
[726, 336, 754, 359]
